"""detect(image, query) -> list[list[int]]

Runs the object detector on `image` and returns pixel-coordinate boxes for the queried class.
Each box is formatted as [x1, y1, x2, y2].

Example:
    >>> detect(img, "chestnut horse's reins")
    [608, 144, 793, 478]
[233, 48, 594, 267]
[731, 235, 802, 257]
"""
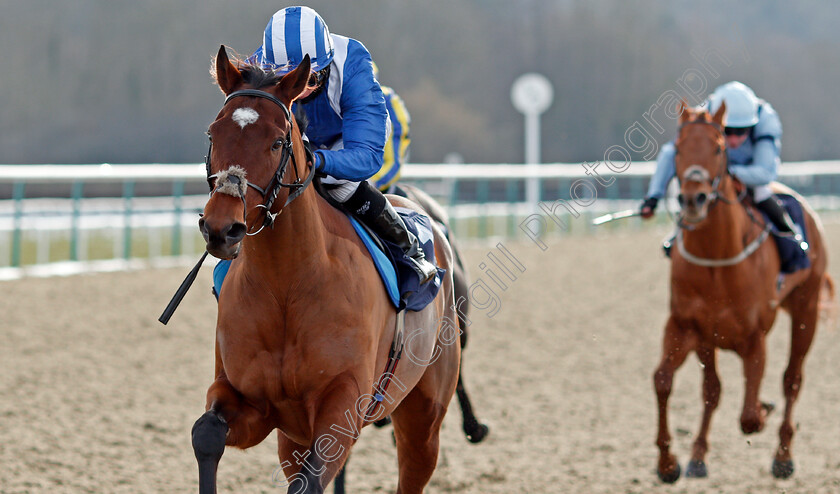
[159, 89, 316, 325]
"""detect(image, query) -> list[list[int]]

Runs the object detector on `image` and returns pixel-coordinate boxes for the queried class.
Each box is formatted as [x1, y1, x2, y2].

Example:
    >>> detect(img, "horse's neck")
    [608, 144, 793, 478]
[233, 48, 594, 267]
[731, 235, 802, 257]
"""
[240, 188, 333, 275]
[682, 181, 755, 257]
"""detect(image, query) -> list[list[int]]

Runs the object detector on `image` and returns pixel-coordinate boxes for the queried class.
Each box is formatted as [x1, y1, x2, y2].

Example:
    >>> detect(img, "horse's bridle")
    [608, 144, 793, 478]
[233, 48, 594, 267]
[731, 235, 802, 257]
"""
[673, 120, 734, 229]
[205, 89, 316, 235]
[672, 119, 772, 266]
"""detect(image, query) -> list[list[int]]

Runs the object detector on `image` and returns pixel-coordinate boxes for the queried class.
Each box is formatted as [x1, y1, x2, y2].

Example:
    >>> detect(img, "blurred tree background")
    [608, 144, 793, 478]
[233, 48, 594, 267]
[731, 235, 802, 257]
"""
[0, 0, 837, 165]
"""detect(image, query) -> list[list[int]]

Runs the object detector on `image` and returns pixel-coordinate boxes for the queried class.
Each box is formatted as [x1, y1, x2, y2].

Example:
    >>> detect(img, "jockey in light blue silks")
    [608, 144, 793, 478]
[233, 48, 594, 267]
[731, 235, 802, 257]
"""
[640, 81, 808, 262]
[244, 6, 436, 283]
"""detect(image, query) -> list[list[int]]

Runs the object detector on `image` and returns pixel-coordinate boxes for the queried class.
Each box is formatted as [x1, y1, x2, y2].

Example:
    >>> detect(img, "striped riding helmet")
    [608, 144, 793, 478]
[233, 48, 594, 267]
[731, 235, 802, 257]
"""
[259, 6, 334, 74]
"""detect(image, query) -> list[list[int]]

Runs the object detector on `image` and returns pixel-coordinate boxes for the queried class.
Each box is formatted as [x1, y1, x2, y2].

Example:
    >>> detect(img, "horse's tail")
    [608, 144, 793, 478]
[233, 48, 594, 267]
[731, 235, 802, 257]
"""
[819, 274, 838, 330]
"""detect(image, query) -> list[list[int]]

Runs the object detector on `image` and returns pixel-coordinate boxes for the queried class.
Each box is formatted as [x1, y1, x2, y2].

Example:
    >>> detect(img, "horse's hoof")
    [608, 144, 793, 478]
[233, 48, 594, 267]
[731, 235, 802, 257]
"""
[373, 416, 392, 428]
[657, 462, 681, 484]
[772, 458, 795, 479]
[465, 423, 489, 444]
[685, 459, 708, 478]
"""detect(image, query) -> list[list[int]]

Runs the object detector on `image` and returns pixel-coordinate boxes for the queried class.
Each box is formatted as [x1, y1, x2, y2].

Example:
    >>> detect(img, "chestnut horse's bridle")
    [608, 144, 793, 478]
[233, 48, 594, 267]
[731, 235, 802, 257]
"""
[673, 119, 743, 230]
[672, 119, 771, 267]
[159, 89, 317, 325]
[674, 120, 729, 204]
[205, 89, 316, 235]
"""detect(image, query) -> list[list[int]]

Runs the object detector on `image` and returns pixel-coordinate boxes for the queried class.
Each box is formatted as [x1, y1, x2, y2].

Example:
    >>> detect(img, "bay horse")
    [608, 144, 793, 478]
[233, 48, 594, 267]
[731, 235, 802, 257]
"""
[653, 101, 834, 483]
[192, 46, 460, 494]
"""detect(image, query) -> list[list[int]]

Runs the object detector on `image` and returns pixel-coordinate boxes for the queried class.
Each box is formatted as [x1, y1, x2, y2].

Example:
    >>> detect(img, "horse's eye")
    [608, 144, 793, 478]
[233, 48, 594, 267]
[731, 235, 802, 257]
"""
[272, 138, 284, 151]
[206, 131, 212, 142]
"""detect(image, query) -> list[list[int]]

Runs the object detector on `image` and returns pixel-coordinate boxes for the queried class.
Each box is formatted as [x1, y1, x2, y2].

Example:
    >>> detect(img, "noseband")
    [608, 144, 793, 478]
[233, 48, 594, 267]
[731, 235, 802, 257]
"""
[205, 89, 316, 235]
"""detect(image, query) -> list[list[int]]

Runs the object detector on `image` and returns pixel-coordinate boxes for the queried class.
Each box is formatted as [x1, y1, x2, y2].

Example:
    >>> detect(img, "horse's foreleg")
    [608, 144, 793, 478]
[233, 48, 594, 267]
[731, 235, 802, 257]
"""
[773, 288, 819, 479]
[653, 317, 696, 484]
[738, 332, 768, 435]
[332, 456, 347, 494]
[192, 378, 275, 494]
[275, 388, 363, 493]
[686, 345, 720, 478]
[192, 408, 227, 494]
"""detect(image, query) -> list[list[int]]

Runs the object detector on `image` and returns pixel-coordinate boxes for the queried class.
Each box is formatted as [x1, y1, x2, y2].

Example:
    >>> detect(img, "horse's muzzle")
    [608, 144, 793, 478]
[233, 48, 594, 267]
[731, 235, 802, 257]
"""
[678, 191, 710, 224]
[199, 217, 246, 259]
[677, 191, 709, 209]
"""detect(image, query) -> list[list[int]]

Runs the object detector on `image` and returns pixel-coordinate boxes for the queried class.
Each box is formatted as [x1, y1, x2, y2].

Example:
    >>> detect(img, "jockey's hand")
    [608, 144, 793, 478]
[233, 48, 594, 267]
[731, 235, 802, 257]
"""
[640, 197, 658, 219]
[731, 176, 746, 196]
[309, 147, 327, 177]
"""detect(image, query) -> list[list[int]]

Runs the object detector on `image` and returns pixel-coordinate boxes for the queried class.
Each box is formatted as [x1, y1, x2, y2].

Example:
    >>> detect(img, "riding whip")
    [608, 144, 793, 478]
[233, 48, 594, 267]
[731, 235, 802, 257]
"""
[592, 209, 640, 226]
[159, 251, 209, 325]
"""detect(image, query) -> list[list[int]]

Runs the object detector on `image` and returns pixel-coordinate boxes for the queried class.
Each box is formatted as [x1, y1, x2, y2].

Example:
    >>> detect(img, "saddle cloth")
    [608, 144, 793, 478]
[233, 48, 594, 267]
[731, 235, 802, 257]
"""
[212, 206, 444, 312]
[766, 193, 810, 274]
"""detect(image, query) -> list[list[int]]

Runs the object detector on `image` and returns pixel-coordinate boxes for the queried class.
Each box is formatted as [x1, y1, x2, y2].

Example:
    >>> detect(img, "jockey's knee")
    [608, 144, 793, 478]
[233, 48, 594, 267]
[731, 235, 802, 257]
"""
[321, 176, 362, 203]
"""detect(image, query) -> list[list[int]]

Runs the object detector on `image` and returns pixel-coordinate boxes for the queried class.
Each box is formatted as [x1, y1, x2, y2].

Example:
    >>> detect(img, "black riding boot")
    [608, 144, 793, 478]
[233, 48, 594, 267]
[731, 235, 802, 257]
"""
[756, 196, 809, 250]
[344, 181, 438, 283]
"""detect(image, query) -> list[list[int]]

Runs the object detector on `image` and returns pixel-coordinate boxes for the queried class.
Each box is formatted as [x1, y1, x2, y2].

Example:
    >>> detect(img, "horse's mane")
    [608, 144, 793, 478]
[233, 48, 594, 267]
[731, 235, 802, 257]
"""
[210, 54, 284, 90]
[238, 63, 283, 89]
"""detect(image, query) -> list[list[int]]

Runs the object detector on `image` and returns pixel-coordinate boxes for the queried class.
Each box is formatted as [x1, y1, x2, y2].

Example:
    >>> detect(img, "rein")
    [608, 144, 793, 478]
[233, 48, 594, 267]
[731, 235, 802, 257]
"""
[675, 226, 772, 268]
[206, 89, 317, 235]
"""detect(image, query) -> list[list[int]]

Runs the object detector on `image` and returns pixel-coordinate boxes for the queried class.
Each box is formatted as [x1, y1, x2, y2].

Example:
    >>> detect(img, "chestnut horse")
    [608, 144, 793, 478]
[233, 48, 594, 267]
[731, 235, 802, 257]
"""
[191, 46, 460, 494]
[653, 102, 833, 483]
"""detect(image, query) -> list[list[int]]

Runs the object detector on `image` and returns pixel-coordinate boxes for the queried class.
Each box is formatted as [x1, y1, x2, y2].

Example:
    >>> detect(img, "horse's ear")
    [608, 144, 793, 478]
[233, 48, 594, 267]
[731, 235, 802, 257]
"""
[276, 54, 312, 103]
[214, 45, 243, 95]
[677, 99, 692, 124]
[712, 100, 727, 127]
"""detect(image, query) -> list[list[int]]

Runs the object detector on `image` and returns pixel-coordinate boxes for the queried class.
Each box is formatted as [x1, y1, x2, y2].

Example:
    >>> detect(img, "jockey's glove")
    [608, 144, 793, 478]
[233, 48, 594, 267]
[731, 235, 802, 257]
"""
[640, 197, 658, 219]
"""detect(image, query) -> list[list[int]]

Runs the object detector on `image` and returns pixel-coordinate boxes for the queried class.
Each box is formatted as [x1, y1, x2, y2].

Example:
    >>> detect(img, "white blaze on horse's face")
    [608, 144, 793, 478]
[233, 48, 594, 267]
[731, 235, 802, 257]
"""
[682, 165, 710, 184]
[679, 164, 714, 224]
[232, 108, 259, 129]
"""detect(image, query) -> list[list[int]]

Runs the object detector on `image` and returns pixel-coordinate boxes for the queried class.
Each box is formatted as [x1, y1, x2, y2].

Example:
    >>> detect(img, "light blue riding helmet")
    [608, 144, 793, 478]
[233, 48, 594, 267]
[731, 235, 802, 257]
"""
[708, 81, 760, 128]
[257, 6, 335, 74]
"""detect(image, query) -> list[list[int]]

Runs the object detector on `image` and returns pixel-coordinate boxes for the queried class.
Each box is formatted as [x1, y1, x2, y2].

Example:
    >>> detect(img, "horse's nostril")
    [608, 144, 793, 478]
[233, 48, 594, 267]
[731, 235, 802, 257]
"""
[677, 194, 685, 207]
[225, 222, 247, 246]
[696, 193, 708, 207]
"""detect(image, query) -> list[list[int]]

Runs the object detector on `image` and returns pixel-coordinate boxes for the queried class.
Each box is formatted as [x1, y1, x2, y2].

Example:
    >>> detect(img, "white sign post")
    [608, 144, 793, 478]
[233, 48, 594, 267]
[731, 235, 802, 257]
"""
[511, 73, 554, 210]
